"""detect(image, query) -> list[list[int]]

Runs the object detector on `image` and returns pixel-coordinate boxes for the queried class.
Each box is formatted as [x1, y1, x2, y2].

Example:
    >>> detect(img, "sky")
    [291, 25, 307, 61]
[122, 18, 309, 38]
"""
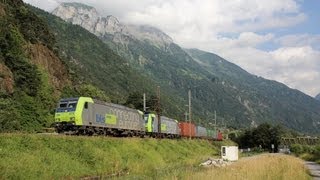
[24, 0, 320, 97]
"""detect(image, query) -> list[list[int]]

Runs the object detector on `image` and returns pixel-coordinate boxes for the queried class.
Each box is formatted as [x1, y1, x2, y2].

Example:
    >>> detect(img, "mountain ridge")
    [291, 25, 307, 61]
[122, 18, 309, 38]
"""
[52, 3, 173, 49]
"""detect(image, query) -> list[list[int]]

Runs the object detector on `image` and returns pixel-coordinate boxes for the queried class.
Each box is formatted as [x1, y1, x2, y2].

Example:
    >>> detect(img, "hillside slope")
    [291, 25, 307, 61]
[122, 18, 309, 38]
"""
[0, 134, 228, 179]
[186, 49, 320, 133]
[315, 93, 320, 101]
[0, 0, 71, 131]
[50, 3, 320, 133]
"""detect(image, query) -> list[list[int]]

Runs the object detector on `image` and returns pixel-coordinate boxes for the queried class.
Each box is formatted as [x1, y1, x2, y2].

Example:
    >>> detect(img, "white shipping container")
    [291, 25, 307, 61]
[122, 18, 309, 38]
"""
[221, 146, 239, 161]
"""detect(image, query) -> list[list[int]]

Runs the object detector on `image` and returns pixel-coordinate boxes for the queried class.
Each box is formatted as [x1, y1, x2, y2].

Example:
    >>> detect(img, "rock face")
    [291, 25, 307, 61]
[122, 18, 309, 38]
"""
[315, 93, 320, 101]
[0, 3, 6, 16]
[27, 43, 71, 92]
[0, 62, 14, 94]
[52, 3, 172, 48]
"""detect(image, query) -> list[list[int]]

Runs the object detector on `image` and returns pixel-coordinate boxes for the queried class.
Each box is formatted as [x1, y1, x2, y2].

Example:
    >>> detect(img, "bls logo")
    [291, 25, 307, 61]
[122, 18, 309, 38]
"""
[96, 114, 105, 124]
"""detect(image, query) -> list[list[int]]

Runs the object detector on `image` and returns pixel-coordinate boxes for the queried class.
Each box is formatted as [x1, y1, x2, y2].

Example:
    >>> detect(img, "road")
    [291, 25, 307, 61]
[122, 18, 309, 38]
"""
[305, 161, 320, 180]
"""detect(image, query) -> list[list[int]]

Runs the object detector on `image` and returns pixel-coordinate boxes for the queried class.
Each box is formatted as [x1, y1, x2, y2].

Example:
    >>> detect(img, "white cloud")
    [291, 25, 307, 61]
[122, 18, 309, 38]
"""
[24, 0, 59, 12]
[216, 45, 320, 96]
[276, 34, 320, 49]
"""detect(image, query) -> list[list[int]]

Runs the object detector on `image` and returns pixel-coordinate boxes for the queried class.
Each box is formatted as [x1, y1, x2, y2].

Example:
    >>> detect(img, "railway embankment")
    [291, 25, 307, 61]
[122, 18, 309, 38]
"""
[0, 133, 233, 179]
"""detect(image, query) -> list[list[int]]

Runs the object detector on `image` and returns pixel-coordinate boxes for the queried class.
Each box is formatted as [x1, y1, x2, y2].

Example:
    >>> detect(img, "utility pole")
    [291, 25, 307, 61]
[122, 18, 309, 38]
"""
[214, 110, 217, 133]
[156, 86, 161, 136]
[188, 89, 192, 140]
[143, 93, 146, 112]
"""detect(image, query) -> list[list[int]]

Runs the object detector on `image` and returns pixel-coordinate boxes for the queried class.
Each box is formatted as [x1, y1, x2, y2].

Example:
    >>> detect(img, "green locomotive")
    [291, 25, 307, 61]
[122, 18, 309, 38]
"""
[54, 97, 144, 136]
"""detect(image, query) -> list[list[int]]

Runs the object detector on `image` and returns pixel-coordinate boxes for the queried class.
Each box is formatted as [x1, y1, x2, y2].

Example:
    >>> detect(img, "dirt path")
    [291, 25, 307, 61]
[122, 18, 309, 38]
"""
[305, 161, 320, 180]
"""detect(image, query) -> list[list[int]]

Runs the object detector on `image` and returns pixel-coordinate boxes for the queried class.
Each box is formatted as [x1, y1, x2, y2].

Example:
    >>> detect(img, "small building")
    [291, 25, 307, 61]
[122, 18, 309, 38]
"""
[221, 146, 239, 161]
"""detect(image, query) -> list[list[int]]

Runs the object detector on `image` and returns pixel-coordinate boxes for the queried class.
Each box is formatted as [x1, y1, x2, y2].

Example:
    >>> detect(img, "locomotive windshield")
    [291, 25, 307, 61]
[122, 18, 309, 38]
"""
[144, 114, 149, 123]
[56, 98, 79, 112]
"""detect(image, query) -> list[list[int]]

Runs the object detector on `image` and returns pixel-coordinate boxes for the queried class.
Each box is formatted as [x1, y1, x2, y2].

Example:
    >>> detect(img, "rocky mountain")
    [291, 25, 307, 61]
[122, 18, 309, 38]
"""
[316, 94, 320, 101]
[52, 3, 172, 49]
[49, 2, 320, 133]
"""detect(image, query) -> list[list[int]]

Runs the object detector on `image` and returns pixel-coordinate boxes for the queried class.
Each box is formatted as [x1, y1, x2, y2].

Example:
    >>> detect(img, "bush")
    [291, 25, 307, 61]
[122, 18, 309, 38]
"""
[290, 144, 304, 154]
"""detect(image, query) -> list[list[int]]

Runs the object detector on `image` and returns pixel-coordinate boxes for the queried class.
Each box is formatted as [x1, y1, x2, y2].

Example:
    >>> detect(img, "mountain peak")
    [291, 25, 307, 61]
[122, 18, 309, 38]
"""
[52, 2, 173, 47]
[61, 2, 95, 10]
[106, 15, 119, 23]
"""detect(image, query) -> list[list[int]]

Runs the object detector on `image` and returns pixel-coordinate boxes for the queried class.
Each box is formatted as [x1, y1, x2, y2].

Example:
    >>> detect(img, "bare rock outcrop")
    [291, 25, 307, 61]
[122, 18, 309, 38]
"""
[0, 62, 14, 94]
[27, 43, 71, 94]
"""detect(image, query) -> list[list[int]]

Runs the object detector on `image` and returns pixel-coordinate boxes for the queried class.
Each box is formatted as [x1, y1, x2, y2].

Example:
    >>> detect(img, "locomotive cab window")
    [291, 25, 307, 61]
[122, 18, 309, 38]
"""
[59, 102, 67, 108]
[84, 102, 88, 109]
[68, 101, 77, 108]
[144, 115, 149, 123]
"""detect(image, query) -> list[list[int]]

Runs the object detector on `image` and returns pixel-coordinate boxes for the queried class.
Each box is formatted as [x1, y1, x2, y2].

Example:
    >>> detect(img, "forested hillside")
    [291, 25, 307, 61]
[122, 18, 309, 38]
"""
[186, 49, 320, 133]
[0, 0, 69, 131]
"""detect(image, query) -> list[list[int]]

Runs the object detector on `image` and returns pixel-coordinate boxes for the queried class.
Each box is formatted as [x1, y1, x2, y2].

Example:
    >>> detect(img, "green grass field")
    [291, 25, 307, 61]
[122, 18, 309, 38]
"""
[0, 134, 231, 179]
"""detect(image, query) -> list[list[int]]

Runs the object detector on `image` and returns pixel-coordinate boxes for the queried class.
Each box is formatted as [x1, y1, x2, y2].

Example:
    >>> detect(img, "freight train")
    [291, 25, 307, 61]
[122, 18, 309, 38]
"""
[54, 97, 223, 140]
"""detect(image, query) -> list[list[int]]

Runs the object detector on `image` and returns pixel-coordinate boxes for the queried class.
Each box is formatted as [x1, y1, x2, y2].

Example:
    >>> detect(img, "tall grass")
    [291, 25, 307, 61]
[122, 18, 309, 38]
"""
[0, 134, 224, 179]
[182, 154, 311, 180]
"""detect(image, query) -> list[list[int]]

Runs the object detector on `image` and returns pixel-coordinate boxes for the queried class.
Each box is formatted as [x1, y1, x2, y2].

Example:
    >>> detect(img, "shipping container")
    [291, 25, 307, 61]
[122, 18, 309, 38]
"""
[217, 131, 223, 141]
[196, 126, 207, 138]
[179, 122, 196, 137]
[206, 129, 216, 139]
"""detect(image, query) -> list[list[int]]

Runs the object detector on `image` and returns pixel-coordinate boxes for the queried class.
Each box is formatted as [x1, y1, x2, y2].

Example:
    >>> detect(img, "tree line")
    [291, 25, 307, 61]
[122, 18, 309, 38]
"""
[230, 123, 288, 152]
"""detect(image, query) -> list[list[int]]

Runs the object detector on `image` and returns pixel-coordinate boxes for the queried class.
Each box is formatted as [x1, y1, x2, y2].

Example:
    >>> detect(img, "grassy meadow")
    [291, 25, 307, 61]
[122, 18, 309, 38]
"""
[0, 133, 230, 179]
[181, 154, 311, 180]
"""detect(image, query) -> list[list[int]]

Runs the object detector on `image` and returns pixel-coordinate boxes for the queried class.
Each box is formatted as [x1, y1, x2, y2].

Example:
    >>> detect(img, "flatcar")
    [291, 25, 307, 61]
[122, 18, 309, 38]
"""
[54, 97, 144, 136]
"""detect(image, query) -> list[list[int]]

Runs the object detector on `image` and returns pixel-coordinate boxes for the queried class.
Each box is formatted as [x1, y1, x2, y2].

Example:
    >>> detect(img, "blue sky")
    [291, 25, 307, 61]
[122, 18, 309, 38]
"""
[257, 0, 320, 51]
[25, 0, 320, 96]
[294, 0, 319, 35]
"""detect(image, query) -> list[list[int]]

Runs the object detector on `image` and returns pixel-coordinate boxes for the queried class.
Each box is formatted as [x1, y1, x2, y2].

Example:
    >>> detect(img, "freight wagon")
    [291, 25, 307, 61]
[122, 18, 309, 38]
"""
[179, 122, 196, 138]
[206, 129, 216, 139]
[54, 97, 145, 136]
[206, 129, 223, 140]
[196, 126, 207, 138]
